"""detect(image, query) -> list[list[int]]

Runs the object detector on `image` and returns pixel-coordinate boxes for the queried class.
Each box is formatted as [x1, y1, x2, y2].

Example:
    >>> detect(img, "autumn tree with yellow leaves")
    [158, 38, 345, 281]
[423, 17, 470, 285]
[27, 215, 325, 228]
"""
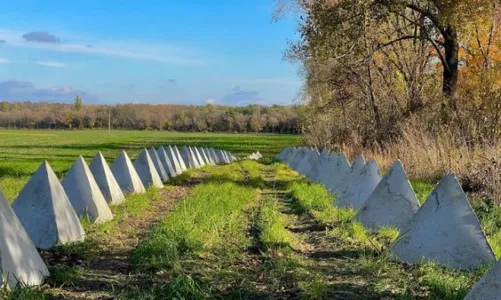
[281, 0, 501, 146]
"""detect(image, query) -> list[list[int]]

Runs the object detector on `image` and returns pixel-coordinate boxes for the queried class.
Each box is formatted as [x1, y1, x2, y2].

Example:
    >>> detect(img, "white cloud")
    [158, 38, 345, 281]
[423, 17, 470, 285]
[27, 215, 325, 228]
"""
[0, 28, 208, 65]
[219, 76, 302, 86]
[0, 58, 8, 64]
[36, 61, 65, 68]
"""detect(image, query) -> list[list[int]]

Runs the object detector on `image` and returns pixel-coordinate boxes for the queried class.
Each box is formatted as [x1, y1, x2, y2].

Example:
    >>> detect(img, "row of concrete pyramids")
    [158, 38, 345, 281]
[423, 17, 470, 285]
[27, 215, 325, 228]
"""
[276, 147, 496, 275]
[247, 151, 262, 160]
[0, 145, 235, 288]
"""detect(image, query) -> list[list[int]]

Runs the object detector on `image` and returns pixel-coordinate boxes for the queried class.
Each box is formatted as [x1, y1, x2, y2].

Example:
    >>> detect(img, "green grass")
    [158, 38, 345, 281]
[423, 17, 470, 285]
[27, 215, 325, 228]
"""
[289, 181, 354, 226]
[132, 181, 260, 271]
[256, 197, 295, 249]
[0, 129, 298, 202]
[410, 179, 435, 205]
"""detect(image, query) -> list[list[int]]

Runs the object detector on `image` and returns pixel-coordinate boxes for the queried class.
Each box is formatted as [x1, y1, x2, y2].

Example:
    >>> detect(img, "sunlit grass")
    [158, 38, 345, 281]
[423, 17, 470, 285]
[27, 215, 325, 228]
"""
[132, 182, 260, 271]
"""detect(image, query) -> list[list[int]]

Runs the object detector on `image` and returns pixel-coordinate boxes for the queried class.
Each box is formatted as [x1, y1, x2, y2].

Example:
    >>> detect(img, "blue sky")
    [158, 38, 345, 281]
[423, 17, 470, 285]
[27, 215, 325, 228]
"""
[0, 1, 301, 105]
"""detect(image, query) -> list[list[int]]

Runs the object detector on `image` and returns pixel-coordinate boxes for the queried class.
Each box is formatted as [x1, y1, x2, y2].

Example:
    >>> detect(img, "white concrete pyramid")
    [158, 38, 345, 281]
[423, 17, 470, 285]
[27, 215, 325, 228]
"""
[173, 145, 188, 172]
[464, 259, 501, 299]
[223, 150, 231, 163]
[390, 174, 496, 270]
[209, 148, 220, 164]
[190, 147, 203, 168]
[285, 147, 299, 164]
[0, 189, 50, 288]
[276, 148, 287, 161]
[298, 150, 320, 176]
[133, 149, 164, 188]
[327, 153, 351, 190]
[62, 156, 114, 223]
[201, 147, 213, 165]
[181, 146, 196, 169]
[333, 155, 365, 192]
[335, 158, 381, 210]
[289, 148, 307, 169]
[12, 161, 85, 250]
[166, 145, 183, 175]
[89, 152, 125, 206]
[149, 147, 169, 182]
[204, 147, 216, 165]
[111, 150, 146, 194]
[306, 150, 330, 182]
[355, 160, 420, 232]
[158, 146, 178, 178]
[215, 149, 225, 164]
[194, 147, 206, 166]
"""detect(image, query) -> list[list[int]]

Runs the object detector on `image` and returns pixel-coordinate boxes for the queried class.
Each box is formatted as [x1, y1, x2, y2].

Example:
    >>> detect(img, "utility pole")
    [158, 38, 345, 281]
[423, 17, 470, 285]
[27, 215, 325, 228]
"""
[108, 106, 111, 135]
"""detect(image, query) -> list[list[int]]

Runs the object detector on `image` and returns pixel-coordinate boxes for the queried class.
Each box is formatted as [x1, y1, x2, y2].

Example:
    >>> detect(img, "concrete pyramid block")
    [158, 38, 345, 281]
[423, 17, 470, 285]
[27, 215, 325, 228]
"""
[62, 156, 114, 223]
[189, 147, 202, 168]
[285, 147, 299, 164]
[355, 160, 420, 232]
[219, 150, 228, 164]
[390, 174, 496, 270]
[12, 161, 85, 250]
[202, 147, 214, 165]
[215, 149, 226, 164]
[464, 259, 501, 299]
[333, 155, 365, 192]
[181, 146, 196, 169]
[203, 147, 215, 164]
[297, 150, 319, 176]
[210, 148, 220, 164]
[276, 148, 287, 160]
[158, 146, 177, 178]
[291, 148, 309, 170]
[316, 154, 342, 190]
[111, 150, 146, 194]
[133, 149, 164, 189]
[89, 152, 125, 206]
[166, 145, 183, 175]
[149, 147, 169, 182]
[325, 153, 351, 190]
[288, 148, 303, 169]
[306, 150, 331, 182]
[194, 147, 206, 166]
[335, 158, 381, 210]
[173, 145, 188, 172]
[0, 189, 50, 288]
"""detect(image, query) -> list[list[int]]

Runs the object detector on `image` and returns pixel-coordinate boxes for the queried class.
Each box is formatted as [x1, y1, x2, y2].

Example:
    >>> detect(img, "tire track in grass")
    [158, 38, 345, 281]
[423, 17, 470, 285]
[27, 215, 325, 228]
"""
[39, 186, 190, 300]
[256, 163, 387, 300]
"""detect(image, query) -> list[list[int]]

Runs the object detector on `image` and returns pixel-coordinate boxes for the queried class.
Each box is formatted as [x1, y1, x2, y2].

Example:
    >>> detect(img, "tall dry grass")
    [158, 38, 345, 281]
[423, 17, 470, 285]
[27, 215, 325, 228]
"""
[307, 122, 501, 202]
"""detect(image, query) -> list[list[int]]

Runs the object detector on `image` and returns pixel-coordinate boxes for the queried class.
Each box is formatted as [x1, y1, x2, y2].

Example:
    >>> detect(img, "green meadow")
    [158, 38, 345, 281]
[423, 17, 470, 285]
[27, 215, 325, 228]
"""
[0, 129, 299, 201]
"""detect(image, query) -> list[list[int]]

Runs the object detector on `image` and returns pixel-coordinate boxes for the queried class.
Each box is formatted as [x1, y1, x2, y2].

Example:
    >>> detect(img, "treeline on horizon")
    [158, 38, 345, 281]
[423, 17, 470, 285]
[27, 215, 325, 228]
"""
[0, 101, 301, 133]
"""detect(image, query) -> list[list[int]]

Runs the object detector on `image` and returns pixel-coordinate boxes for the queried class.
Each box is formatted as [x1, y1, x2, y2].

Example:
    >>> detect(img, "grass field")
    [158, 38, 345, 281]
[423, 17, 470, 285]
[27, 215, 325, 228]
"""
[0, 129, 299, 201]
[1, 129, 499, 299]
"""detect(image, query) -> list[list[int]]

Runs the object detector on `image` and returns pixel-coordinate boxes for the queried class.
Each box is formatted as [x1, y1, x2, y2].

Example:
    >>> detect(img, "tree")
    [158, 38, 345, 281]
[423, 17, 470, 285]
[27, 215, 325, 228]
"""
[285, 0, 497, 97]
[74, 95, 83, 112]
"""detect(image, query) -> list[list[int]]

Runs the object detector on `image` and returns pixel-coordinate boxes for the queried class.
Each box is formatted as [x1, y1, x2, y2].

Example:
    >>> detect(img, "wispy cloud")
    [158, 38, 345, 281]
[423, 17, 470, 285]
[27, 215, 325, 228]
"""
[219, 76, 301, 86]
[220, 86, 264, 106]
[0, 58, 8, 64]
[0, 80, 98, 102]
[36, 61, 65, 68]
[0, 29, 208, 65]
[23, 31, 60, 43]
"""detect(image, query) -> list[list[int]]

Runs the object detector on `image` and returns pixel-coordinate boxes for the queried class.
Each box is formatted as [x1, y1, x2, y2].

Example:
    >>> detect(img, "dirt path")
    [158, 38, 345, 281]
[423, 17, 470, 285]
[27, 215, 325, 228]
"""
[43, 186, 189, 300]
[258, 164, 385, 300]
